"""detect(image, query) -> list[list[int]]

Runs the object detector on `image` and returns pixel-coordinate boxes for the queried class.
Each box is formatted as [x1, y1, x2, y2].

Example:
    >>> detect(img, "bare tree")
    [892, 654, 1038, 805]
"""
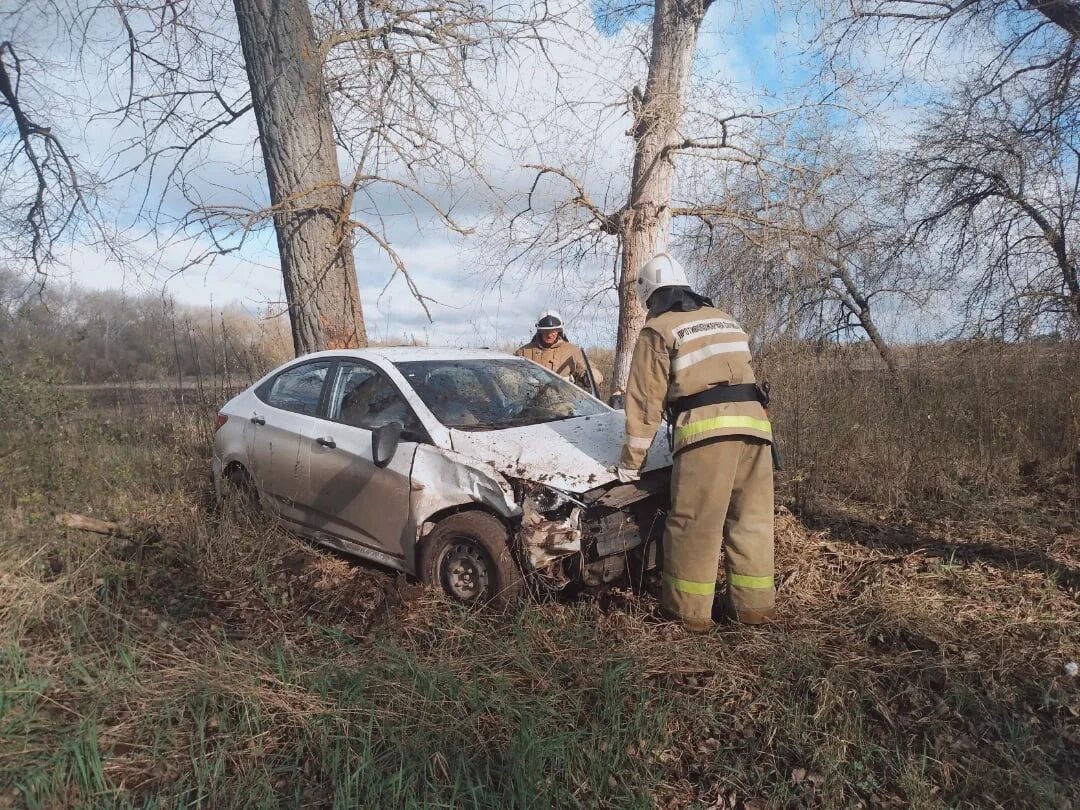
[521, 0, 723, 390]
[3, 0, 553, 355]
[234, 0, 551, 352]
[817, 0, 1080, 338]
[903, 94, 1080, 334]
[607, 0, 716, 387]
[683, 142, 921, 374]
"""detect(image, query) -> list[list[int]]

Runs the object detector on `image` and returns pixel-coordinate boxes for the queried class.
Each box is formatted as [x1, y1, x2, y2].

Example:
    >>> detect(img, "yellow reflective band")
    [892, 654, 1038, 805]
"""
[675, 415, 772, 444]
[662, 572, 716, 596]
[729, 573, 774, 589]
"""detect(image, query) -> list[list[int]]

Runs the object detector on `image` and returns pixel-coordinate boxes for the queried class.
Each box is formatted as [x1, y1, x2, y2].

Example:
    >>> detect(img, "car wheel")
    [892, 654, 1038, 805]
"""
[222, 463, 260, 513]
[419, 512, 521, 610]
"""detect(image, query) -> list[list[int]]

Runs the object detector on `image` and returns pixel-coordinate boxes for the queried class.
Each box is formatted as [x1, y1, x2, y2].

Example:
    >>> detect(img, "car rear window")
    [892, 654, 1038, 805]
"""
[263, 361, 331, 416]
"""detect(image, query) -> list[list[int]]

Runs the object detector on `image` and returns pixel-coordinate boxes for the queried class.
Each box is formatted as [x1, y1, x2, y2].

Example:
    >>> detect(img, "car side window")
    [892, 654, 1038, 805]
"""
[331, 363, 424, 438]
[263, 361, 332, 416]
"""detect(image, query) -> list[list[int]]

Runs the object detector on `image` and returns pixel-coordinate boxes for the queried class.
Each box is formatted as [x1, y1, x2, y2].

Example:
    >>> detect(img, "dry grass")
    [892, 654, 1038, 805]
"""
[1, 354, 1078, 808]
[593, 339, 1079, 510]
[762, 341, 1080, 511]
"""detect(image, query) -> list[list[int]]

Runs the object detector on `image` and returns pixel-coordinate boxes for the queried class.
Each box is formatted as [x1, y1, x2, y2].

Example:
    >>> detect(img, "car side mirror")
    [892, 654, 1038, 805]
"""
[372, 421, 403, 468]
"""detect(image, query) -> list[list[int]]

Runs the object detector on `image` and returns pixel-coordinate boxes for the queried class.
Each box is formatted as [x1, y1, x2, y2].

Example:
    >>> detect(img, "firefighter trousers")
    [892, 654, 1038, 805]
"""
[660, 437, 775, 625]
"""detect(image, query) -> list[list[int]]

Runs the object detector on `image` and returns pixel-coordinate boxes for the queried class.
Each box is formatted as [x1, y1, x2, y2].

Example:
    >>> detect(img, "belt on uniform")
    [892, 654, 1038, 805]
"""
[666, 383, 766, 420]
[664, 382, 782, 469]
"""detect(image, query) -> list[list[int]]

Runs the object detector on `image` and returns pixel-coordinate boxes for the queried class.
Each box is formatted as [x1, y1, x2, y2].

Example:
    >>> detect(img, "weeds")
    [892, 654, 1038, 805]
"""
[763, 341, 1080, 511]
[592, 340, 1080, 510]
[1, 357, 1078, 808]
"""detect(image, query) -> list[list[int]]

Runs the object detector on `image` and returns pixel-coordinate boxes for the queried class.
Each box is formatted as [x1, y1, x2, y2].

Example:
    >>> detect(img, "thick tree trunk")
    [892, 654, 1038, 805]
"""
[233, 0, 366, 354]
[1027, 0, 1080, 38]
[611, 0, 709, 391]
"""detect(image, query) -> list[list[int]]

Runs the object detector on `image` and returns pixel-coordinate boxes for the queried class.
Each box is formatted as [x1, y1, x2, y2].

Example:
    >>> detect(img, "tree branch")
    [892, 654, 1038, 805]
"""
[0, 40, 92, 270]
[524, 164, 622, 234]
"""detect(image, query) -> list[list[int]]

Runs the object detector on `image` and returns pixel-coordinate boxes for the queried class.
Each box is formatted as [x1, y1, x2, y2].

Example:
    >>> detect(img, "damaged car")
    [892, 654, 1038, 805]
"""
[212, 348, 672, 606]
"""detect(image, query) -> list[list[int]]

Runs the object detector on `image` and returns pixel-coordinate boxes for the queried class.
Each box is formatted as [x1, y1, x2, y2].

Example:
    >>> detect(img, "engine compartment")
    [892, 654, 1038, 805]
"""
[514, 468, 670, 590]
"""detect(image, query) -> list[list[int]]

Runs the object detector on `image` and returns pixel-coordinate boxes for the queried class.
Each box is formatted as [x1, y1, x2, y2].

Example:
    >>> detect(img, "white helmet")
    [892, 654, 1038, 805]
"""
[636, 253, 689, 307]
[534, 309, 564, 330]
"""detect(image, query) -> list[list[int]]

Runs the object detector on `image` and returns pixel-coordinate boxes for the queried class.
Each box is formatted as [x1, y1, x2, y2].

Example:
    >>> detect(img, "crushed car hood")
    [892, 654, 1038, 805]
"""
[448, 410, 672, 493]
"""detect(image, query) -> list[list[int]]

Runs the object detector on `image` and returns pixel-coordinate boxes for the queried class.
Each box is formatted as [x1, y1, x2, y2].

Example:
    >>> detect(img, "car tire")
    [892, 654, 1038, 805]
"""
[419, 512, 521, 610]
[221, 463, 260, 514]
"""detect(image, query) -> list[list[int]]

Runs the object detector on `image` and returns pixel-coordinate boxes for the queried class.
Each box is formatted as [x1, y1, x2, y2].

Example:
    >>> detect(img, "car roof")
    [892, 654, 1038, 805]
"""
[298, 346, 519, 364]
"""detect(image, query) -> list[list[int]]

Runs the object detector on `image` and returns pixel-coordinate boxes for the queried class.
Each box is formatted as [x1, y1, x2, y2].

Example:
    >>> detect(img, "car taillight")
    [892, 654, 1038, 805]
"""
[214, 413, 228, 431]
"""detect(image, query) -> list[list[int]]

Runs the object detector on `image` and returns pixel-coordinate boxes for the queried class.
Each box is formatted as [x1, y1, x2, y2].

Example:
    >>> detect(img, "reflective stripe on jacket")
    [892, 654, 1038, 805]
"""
[619, 306, 771, 469]
[515, 338, 601, 389]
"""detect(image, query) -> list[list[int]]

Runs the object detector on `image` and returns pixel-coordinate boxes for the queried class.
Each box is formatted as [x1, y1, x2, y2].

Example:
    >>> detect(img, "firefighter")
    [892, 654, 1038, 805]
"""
[516, 310, 603, 392]
[616, 253, 775, 631]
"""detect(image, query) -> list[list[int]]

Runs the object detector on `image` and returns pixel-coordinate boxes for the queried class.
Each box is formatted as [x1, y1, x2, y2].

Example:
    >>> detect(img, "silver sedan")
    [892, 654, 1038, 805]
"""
[212, 347, 672, 607]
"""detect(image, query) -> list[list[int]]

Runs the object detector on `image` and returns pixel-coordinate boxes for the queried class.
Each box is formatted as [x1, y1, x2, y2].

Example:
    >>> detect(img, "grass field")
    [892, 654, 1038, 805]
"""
[1, 361, 1078, 808]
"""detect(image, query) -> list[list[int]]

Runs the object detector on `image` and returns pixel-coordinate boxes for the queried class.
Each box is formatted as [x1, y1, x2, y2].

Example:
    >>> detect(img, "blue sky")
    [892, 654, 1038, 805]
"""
[697, 4, 811, 94]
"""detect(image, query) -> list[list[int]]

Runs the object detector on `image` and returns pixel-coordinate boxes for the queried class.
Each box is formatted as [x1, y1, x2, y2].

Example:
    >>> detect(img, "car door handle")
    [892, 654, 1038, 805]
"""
[316, 437, 336, 449]
[250, 415, 265, 425]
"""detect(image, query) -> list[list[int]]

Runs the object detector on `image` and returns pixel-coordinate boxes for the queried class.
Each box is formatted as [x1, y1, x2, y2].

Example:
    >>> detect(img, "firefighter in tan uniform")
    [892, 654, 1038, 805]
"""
[516, 310, 602, 392]
[616, 254, 775, 631]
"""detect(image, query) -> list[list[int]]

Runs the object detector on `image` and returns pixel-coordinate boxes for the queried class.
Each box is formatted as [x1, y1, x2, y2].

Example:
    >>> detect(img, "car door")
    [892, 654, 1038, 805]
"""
[245, 360, 333, 523]
[302, 360, 424, 561]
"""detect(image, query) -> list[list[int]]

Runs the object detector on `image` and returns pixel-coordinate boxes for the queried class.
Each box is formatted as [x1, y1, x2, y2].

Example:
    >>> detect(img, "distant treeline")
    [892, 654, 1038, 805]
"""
[0, 271, 292, 383]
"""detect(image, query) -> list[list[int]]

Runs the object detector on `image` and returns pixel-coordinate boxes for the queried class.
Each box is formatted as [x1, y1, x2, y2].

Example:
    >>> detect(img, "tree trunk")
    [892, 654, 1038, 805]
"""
[1027, 0, 1080, 38]
[854, 304, 898, 376]
[829, 261, 899, 376]
[1047, 231, 1080, 325]
[1068, 268, 1080, 324]
[233, 0, 366, 355]
[611, 0, 710, 391]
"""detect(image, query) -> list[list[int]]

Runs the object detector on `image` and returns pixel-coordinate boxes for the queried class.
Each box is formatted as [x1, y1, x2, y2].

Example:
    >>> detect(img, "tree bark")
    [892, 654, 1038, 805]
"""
[828, 259, 899, 376]
[233, 0, 366, 355]
[611, 0, 710, 391]
[1046, 228, 1080, 324]
[1027, 0, 1080, 38]
[1065, 261, 1080, 322]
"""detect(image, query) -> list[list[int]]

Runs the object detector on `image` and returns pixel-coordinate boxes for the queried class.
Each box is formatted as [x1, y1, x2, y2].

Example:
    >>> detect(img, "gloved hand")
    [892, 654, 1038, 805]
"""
[615, 466, 640, 483]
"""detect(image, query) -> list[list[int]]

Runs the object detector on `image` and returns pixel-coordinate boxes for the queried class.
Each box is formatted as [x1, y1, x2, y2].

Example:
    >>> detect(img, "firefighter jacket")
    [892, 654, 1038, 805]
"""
[516, 336, 602, 389]
[619, 306, 771, 469]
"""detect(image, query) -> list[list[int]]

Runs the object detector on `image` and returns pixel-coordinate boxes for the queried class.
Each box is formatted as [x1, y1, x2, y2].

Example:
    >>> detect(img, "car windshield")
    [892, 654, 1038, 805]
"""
[395, 358, 608, 431]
